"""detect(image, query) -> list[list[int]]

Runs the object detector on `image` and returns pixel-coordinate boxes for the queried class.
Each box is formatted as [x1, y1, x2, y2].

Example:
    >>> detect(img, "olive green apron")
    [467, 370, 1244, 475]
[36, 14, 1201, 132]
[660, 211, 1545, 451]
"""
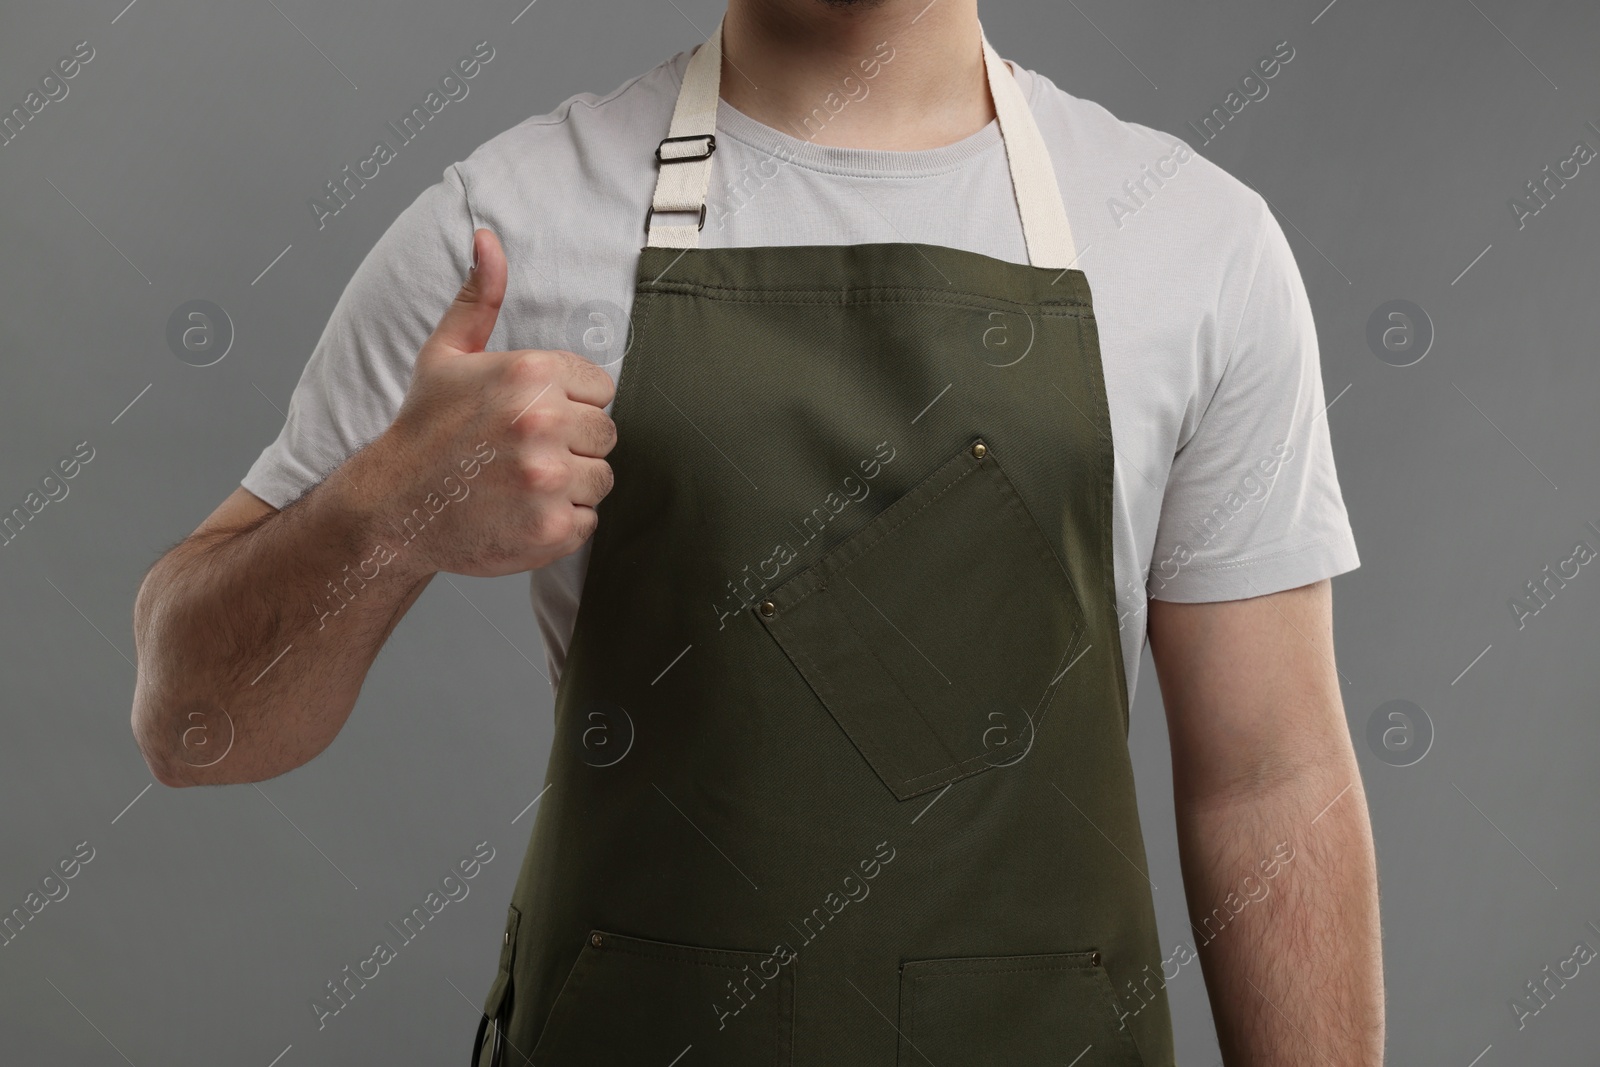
[474, 19, 1174, 1067]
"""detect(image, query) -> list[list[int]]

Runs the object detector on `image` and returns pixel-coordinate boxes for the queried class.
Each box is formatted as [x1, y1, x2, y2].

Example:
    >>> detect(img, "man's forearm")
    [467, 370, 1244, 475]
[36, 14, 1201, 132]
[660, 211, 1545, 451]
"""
[131, 439, 433, 788]
[1177, 762, 1385, 1065]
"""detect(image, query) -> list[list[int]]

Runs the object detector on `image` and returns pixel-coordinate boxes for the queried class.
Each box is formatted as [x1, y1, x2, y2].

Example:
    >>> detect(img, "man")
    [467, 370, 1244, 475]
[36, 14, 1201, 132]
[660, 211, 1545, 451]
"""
[130, 0, 1383, 1063]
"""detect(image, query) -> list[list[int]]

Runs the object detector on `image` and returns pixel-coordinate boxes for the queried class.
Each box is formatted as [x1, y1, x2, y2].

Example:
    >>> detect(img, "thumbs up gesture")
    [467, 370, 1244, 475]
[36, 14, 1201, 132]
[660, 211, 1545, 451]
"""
[378, 229, 619, 577]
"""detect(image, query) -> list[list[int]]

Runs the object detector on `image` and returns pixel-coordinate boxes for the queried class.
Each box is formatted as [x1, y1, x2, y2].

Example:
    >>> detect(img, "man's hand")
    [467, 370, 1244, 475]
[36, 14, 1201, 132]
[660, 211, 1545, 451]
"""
[1148, 580, 1384, 1065]
[374, 227, 618, 576]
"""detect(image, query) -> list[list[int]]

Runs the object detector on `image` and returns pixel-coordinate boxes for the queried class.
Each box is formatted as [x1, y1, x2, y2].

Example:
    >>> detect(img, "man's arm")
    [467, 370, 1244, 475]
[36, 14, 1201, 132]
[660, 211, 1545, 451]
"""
[130, 474, 434, 788]
[131, 230, 616, 787]
[1147, 579, 1384, 1064]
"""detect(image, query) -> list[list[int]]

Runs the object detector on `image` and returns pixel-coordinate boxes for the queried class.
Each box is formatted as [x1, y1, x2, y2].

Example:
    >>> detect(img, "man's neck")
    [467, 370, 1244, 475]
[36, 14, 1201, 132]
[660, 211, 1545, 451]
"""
[719, 0, 991, 151]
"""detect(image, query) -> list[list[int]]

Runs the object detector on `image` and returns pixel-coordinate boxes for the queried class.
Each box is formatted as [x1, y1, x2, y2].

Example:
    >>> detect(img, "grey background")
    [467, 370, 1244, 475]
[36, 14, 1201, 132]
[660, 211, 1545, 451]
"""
[1, 0, 1596, 1063]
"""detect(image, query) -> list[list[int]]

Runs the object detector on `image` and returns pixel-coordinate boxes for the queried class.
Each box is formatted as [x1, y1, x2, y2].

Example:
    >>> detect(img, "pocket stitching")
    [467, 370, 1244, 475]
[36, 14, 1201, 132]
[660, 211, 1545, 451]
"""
[482, 903, 521, 1017]
[833, 456, 979, 578]
[788, 602, 986, 796]
[531, 931, 795, 1065]
[901, 953, 1145, 1067]
[529, 937, 595, 1062]
[785, 608, 923, 793]
[767, 446, 1086, 796]
[824, 589, 976, 786]
[1087, 966, 1147, 1066]
[907, 959, 1098, 979]
[831, 461, 1084, 785]
[769, 448, 980, 609]
[986, 453, 1086, 617]
[597, 934, 783, 972]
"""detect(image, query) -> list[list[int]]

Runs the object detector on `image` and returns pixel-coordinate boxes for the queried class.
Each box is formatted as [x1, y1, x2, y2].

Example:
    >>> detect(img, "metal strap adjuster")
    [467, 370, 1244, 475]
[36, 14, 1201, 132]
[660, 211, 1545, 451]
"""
[644, 203, 707, 233]
[656, 133, 716, 163]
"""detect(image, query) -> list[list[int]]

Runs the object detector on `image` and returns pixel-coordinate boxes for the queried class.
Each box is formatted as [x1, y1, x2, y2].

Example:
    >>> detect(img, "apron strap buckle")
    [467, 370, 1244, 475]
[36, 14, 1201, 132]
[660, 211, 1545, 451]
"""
[644, 203, 707, 233]
[656, 133, 716, 164]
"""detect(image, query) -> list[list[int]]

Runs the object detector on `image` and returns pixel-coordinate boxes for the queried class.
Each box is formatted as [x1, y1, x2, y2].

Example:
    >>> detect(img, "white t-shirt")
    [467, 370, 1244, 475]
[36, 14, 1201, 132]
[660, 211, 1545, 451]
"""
[244, 46, 1359, 701]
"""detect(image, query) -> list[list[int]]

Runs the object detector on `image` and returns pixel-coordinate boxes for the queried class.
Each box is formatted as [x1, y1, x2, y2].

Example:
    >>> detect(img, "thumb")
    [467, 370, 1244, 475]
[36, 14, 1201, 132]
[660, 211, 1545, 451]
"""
[428, 228, 507, 355]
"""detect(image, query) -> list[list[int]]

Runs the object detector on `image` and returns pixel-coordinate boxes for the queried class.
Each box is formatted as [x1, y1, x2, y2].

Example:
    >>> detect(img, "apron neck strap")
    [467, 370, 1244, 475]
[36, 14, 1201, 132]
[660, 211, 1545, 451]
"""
[645, 19, 1080, 270]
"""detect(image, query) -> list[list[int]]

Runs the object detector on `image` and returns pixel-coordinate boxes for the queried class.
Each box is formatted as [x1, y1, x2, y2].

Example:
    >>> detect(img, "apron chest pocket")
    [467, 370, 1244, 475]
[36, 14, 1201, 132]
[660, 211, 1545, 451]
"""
[756, 439, 1087, 800]
[530, 930, 793, 1066]
[898, 951, 1146, 1066]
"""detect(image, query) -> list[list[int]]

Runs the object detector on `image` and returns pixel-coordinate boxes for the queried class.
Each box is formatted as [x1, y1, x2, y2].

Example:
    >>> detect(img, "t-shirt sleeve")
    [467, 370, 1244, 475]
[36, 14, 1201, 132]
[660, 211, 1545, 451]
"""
[1145, 196, 1359, 603]
[241, 164, 475, 508]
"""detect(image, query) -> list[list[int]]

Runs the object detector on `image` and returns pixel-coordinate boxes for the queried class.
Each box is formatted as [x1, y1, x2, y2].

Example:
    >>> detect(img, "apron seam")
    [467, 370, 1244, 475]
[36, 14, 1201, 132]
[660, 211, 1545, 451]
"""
[642, 284, 1091, 313]
[908, 961, 1099, 978]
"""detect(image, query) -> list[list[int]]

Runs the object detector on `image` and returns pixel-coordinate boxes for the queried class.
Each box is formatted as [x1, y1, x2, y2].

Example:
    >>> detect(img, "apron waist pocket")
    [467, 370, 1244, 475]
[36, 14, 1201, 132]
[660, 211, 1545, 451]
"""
[898, 949, 1146, 1066]
[529, 929, 795, 1066]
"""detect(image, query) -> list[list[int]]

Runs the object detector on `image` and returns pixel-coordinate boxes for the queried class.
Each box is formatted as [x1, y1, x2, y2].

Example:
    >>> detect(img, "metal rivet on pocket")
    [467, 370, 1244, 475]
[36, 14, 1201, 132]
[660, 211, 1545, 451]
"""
[758, 600, 776, 618]
[503, 930, 511, 945]
[591, 932, 604, 948]
[971, 440, 988, 459]
[1090, 951, 1102, 966]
